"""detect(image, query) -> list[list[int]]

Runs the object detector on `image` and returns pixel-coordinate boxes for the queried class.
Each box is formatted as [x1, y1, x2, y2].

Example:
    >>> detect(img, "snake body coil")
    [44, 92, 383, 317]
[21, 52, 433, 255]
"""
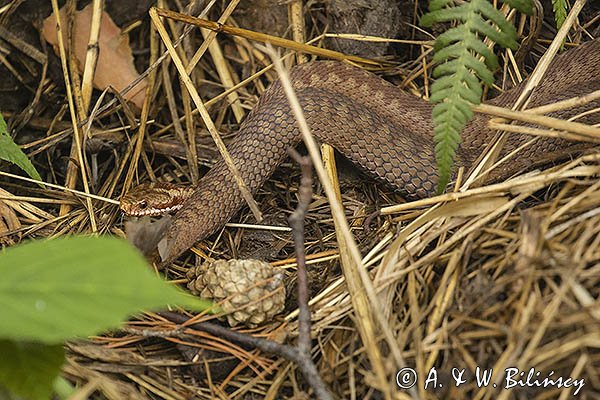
[144, 40, 600, 262]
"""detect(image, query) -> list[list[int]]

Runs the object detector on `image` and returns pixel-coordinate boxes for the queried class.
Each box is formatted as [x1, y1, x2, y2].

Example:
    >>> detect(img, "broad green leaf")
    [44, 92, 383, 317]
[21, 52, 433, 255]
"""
[0, 113, 6, 133]
[0, 236, 212, 343]
[0, 114, 42, 182]
[0, 134, 41, 181]
[0, 340, 64, 400]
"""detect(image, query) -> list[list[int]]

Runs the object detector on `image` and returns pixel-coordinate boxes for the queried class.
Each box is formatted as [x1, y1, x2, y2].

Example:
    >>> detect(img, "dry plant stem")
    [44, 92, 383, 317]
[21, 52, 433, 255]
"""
[516, 88, 600, 116]
[153, 8, 381, 67]
[515, 0, 587, 110]
[0, 171, 118, 205]
[263, 45, 394, 399]
[181, 87, 199, 183]
[487, 122, 600, 143]
[286, 149, 313, 357]
[0, 26, 47, 64]
[122, 23, 158, 194]
[380, 160, 600, 215]
[149, 7, 263, 223]
[158, 312, 333, 400]
[322, 145, 417, 399]
[50, 0, 96, 230]
[474, 103, 600, 138]
[289, 0, 307, 64]
[185, 0, 240, 74]
[30, 14, 319, 149]
[287, 2, 320, 362]
[324, 33, 432, 46]
[161, 59, 194, 167]
[199, 27, 244, 123]
[495, 276, 575, 400]
[80, 0, 102, 113]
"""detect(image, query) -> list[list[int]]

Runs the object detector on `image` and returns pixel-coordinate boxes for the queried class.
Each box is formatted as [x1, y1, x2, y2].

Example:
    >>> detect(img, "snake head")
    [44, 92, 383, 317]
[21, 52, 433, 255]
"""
[120, 182, 194, 217]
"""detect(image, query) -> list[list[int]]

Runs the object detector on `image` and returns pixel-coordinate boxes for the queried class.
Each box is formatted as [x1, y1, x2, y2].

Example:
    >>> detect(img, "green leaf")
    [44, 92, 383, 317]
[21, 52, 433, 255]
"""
[420, 0, 527, 194]
[551, 0, 567, 29]
[0, 236, 212, 343]
[0, 340, 64, 400]
[433, 56, 494, 86]
[502, 0, 534, 15]
[0, 114, 42, 182]
[421, 7, 468, 26]
[433, 97, 467, 193]
[477, 0, 520, 45]
[429, 0, 454, 11]
[436, 29, 499, 69]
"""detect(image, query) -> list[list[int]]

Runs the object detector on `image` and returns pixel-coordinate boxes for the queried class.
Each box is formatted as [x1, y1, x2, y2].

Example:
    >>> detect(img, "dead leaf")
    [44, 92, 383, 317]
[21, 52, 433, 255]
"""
[42, 3, 148, 109]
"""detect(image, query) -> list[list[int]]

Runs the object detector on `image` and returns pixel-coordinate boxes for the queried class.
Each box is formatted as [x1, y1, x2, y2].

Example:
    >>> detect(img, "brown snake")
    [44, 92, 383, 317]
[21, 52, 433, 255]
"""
[121, 39, 600, 262]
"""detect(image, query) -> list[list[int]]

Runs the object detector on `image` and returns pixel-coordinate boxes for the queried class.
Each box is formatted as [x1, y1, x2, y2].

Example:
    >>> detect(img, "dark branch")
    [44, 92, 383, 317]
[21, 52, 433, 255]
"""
[156, 149, 333, 399]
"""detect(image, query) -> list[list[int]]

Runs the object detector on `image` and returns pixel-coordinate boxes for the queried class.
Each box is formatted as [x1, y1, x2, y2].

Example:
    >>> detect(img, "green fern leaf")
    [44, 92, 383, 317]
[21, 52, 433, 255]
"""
[551, 0, 567, 29]
[469, 15, 519, 49]
[420, 7, 467, 26]
[502, 0, 534, 14]
[429, 0, 455, 11]
[420, 0, 531, 193]
[434, 102, 464, 189]
[477, 1, 520, 44]
[433, 53, 494, 85]
[433, 101, 474, 122]
[432, 36, 485, 61]
[436, 29, 499, 69]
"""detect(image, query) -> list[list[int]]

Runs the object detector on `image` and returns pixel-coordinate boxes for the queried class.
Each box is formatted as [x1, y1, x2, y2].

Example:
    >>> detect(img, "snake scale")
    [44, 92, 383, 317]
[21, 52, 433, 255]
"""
[121, 39, 600, 262]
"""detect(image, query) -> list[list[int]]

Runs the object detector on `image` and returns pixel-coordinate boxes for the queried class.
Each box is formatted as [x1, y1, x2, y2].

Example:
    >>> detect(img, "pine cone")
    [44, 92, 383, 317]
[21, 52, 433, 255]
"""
[187, 259, 286, 327]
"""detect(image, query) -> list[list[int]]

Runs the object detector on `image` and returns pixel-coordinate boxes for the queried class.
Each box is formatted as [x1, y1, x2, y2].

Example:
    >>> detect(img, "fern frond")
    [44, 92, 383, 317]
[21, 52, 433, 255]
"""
[420, 0, 532, 193]
[429, 0, 455, 10]
[436, 28, 498, 69]
[551, 0, 567, 29]
[502, 0, 534, 14]
[432, 49, 495, 84]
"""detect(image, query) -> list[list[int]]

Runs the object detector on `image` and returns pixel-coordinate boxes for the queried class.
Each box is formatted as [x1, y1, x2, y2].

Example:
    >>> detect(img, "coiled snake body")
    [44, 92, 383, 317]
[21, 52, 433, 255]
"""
[121, 39, 600, 262]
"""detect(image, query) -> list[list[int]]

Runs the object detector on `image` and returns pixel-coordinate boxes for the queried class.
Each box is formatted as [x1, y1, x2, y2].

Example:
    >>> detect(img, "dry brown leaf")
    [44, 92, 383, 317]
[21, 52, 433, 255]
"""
[42, 3, 148, 109]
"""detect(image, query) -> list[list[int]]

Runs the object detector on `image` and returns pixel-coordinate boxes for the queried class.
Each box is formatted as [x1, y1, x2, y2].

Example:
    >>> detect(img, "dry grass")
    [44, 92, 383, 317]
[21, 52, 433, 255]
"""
[2, 0, 600, 399]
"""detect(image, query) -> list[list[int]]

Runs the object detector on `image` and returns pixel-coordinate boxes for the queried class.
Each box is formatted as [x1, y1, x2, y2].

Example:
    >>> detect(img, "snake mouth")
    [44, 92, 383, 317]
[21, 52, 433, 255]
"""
[119, 182, 194, 217]
[120, 203, 184, 217]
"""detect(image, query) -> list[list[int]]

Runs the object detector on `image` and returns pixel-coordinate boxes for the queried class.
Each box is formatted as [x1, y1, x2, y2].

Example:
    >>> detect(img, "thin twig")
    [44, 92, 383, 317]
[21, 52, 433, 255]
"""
[153, 8, 381, 67]
[49, 0, 96, 230]
[286, 149, 313, 357]
[262, 43, 395, 399]
[80, 0, 102, 113]
[158, 312, 333, 400]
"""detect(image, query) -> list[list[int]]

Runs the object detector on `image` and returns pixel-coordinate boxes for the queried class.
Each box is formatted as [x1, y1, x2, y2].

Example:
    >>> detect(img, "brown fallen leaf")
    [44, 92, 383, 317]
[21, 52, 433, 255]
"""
[42, 3, 148, 109]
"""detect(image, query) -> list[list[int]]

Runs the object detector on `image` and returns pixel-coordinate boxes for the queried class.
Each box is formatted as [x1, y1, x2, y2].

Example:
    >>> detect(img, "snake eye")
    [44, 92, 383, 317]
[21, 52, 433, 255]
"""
[138, 200, 148, 209]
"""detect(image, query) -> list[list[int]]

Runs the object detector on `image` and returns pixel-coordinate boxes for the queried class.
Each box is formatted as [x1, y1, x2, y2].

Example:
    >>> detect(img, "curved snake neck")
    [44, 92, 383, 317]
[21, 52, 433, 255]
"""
[124, 39, 600, 262]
